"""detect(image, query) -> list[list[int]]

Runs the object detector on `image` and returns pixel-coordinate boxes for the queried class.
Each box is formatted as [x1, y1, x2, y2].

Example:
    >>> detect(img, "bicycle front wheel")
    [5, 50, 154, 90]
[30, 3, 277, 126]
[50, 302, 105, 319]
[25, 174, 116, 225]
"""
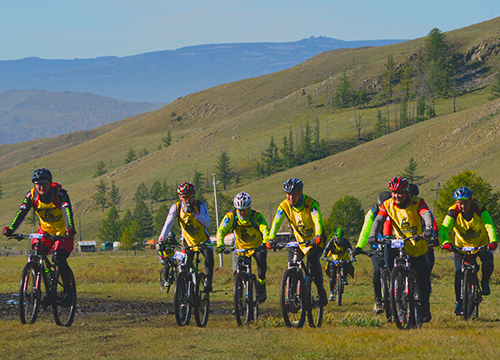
[390, 265, 413, 330]
[234, 272, 252, 326]
[194, 273, 210, 327]
[158, 267, 168, 293]
[381, 268, 392, 321]
[335, 270, 343, 306]
[19, 262, 41, 324]
[174, 272, 192, 326]
[307, 279, 324, 328]
[280, 268, 306, 328]
[52, 267, 77, 327]
[463, 269, 478, 320]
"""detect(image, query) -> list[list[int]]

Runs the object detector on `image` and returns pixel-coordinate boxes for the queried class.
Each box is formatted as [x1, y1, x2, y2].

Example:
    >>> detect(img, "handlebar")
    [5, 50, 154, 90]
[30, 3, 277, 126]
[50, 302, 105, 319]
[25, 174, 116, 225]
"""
[8, 233, 70, 241]
[444, 245, 488, 254]
[372, 234, 425, 245]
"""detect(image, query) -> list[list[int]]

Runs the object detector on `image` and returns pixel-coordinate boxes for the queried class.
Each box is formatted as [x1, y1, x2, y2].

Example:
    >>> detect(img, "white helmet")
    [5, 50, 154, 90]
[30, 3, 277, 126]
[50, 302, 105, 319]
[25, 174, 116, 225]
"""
[233, 192, 252, 210]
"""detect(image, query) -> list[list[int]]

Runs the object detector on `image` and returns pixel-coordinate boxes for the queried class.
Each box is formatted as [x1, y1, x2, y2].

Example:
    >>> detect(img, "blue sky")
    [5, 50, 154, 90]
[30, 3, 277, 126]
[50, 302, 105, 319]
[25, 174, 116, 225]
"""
[1, 0, 499, 60]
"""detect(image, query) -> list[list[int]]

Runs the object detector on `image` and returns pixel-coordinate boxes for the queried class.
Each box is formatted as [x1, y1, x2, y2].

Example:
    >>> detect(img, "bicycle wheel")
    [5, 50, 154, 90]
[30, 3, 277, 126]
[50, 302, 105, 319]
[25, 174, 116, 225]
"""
[335, 270, 343, 306]
[174, 271, 192, 326]
[463, 269, 477, 320]
[251, 275, 259, 323]
[234, 272, 252, 326]
[158, 267, 168, 293]
[381, 268, 392, 321]
[194, 273, 210, 327]
[52, 267, 77, 327]
[19, 262, 41, 324]
[307, 279, 324, 328]
[390, 265, 413, 330]
[410, 270, 421, 329]
[280, 268, 306, 328]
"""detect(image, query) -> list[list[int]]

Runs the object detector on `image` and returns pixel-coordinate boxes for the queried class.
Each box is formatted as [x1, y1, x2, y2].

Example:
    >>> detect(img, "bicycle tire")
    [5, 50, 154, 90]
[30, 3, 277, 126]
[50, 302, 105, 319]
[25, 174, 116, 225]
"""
[463, 268, 476, 320]
[251, 275, 259, 323]
[381, 268, 392, 321]
[280, 268, 306, 328]
[335, 270, 343, 306]
[234, 272, 252, 326]
[174, 271, 192, 326]
[158, 267, 168, 293]
[307, 278, 324, 328]
[410, 270, 421, 329]
[52, 267, 77, 327]
[390, 265, 414, 330]
[19, 262, 41, 324]
[194, 273, 210, 327]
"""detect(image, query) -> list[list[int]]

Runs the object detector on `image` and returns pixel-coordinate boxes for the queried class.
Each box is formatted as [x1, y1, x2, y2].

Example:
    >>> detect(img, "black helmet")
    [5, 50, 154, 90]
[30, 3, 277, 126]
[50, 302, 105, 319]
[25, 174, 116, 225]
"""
[408, 183, 419, 196]
[377, 191, 391, 206]
[283, 178, 303, 193]
[32, 168, 52, 184]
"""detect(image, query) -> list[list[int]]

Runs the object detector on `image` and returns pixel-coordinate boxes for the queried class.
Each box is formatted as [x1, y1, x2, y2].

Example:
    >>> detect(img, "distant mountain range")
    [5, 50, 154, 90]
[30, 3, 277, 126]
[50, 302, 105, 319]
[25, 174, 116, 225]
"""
[0, 37, 406, 103]
[0, 89, 164, 144]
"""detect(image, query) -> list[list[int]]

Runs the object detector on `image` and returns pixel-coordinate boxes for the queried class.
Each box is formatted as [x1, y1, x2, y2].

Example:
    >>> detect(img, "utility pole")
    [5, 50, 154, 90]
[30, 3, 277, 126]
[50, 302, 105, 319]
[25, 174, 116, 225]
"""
[430, 182, 441, 215]
[213, 174, 222, 267]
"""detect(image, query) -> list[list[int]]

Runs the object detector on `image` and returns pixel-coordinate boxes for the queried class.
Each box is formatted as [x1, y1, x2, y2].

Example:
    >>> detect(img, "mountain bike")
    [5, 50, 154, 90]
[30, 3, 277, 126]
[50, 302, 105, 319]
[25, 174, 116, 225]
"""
[362, 247, 392, 320]
[157, 244, 178, 294]
[447, 245, 486, 320]
[173, 242, 210, 327]
[380, 235, 424, 330]
[230, 247, 261, 326]
[277, 241, 324, 328]
[9, 233, 77, 327]
[323, 251, 356, 306]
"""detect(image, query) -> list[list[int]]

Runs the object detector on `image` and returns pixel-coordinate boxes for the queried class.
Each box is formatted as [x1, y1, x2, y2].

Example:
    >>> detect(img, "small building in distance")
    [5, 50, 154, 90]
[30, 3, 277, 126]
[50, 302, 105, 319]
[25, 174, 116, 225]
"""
[78, 241, 96, 253]
[102, 241, 113, 251]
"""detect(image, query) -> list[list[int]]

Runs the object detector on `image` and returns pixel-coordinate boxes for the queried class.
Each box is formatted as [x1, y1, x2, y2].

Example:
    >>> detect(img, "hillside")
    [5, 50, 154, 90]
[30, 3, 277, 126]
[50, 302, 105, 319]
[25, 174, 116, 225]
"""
[0, 37, 406, 103]
[0, 18, 499, 243]
[0, 90, 164, 144]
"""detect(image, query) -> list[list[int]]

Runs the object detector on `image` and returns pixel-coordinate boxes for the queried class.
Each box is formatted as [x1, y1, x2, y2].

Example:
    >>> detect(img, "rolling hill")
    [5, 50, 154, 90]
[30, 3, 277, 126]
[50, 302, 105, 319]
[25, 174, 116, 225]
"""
[0, 18, 499, 243]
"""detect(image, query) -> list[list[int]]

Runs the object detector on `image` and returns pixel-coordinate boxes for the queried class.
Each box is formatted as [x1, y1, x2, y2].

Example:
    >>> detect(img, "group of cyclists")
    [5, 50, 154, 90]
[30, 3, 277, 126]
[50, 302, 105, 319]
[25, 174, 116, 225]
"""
[3, 169, 498, 323]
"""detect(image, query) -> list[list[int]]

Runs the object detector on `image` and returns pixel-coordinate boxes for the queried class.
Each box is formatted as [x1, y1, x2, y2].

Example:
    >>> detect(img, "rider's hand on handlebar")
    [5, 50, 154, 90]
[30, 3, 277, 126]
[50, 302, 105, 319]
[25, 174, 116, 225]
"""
[3, 227, 13, 236]
[442, 243, 452, 252]
[353, 247, 363, 256]
[313, 236, 322, 246]
[66, 228, 77, 237]
[367, 236, 377, 245]
[422, 226, 433, 239]
[487, 242, 498, 251]
[216, 246, 225, 254]
[266, 240, 275, 250]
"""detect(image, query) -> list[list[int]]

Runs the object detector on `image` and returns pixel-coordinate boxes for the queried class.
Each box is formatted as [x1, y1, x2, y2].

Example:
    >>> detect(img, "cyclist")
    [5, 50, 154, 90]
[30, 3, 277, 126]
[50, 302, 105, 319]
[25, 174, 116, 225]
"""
[2, 168, 76, 306]
[368, 176, 435, 322]
[216, 192, 270, 302]
[353, 191, 391, 313]
[156, 231, 178, 287]
[267, 178, 328, 306]
[439, 186, 497, 315]
[157, 182, 214, 293]
[323, 227, 354, 301]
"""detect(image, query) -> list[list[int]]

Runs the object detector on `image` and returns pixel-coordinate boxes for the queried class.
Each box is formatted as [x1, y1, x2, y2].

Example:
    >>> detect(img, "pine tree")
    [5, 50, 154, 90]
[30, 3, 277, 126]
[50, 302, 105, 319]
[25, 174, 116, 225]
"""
[93, 179, 108, 212]
[162, 131, 172, 147]
[120, 221, 141, 255]
[93, 161, 107, 178]
[325, 195, 365, 239]
[134, 182, 149, 203]
[262, 136, 281, 176]
[108, 180, 121, 210]
[402, 157, 424, 183]
[124, 148, 137, 164]
[425, 28, 453, 104]
[150, 180, 163, 203]
[0, 181, 3, 199]
[120, 210, 133, 234]
[98, 206, 122, 243]
[134, 200, 154, 240]
[154, 203, 170, 236]
[215, 150, 234, 190]
[488, 72, 500, 101]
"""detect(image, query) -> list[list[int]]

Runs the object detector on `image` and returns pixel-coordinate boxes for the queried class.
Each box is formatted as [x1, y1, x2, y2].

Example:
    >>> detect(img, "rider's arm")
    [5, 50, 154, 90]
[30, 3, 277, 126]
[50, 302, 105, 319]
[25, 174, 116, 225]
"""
[158, 203, 178, 242]
[194, 201, 210, 229]
[481, 209, 498, 243]
[255, 212, 270, 244]
[417, 198, 434, 233]
[59, 189, 75, 231]
[268, 205, 286, 240]
[310, 200, 324, 237]
[369, 203, 388, 238]
[355, 209, 375, 249]
[439, 214, 455, 244]
[216, 213, 232, 247]
[7, 191, 34, 231]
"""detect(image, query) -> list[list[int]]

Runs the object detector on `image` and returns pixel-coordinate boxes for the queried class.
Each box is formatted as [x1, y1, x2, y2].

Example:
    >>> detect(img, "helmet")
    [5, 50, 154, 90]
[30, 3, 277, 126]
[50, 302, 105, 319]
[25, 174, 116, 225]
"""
[283, 178, 303, 193]
[377, 191, 391, 206]
[233, 192, 252, 210]
[32, 168, 52, 184]
[334, 228, 345, 245]
[388, 177, 409, 192]
[408, 183, 419, 196]
[454, 187, 473, 200]
[177, 182, 196, 196]
[167, 231, 176, 245]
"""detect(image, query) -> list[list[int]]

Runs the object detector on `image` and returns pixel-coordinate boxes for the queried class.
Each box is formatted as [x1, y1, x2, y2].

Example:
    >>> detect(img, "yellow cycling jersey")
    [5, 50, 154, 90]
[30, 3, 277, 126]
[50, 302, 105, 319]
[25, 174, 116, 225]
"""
[382, 196, 427, 257]
[176, 201, 210, 249]
[30, 188, 66, 236]
[277, 195, 324, 254]
[447, 201, 490, 248]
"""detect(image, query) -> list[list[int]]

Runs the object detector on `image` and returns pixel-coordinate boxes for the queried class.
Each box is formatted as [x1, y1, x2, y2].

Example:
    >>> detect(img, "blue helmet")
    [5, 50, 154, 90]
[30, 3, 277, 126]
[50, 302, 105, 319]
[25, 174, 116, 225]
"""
[283, 178, 303, 193]
[454, 187, 473, 200]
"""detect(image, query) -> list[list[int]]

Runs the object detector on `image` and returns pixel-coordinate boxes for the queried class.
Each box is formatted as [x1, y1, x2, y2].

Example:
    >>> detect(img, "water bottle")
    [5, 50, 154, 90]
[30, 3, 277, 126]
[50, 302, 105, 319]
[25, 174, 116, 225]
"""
[45, 267, 52, 286]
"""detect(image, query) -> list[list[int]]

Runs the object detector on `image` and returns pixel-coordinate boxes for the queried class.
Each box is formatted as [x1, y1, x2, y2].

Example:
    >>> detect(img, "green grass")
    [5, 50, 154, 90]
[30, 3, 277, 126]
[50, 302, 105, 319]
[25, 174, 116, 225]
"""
[1, 249, 500, 359]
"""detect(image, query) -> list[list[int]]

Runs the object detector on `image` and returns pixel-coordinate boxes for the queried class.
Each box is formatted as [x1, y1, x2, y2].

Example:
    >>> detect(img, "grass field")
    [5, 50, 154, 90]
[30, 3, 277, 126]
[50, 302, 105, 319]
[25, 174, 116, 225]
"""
[1, 249, 500, 359]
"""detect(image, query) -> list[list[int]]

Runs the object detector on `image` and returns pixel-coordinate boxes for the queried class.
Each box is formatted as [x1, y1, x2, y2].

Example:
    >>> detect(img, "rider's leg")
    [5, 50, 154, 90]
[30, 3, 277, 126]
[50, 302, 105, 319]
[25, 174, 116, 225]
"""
[307, 246, 327, 305]
[53, 249, 72, 291]
[453, 254, 463, 315]
[372, 254, 382, 300]
[254, 248, 268, 302]
[478, 251, 494, 295]
[410, 254, 432, 321]
[202, 246, 214, 292]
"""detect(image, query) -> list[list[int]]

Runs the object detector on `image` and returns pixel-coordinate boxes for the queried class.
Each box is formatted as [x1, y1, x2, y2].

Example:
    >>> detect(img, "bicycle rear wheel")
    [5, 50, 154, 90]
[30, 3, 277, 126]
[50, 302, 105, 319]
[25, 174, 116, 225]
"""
[194, 273, 210, 327]
[307, 279, 324, 328]
[463, 269, 478, 320]
[174, 272, 192, 326]
[410, 270, 421, 329]
[335, 270, 343, 306]
[251, 275, 259, 323]
[381, 268, 392, 321]
[52, 267, 77, 327]
[158, 267, 169, 293]
[390, 265, 414, 330]
[234, 272, 252, 326]
[19, 262, 41, 324]
[280, 268, 305, 328]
